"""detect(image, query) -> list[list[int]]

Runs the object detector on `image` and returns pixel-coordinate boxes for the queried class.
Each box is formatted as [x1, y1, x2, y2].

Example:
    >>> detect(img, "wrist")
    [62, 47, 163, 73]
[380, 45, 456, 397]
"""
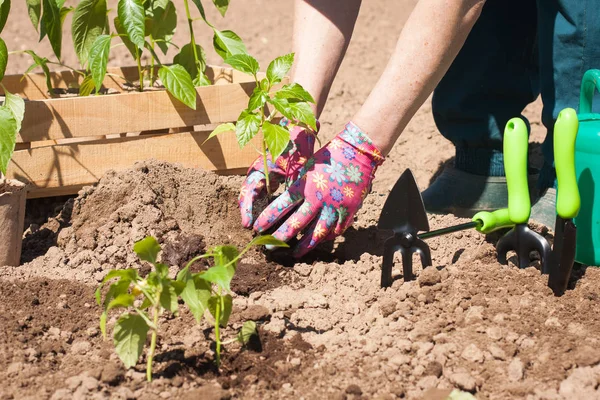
[338, 122, 385, 166]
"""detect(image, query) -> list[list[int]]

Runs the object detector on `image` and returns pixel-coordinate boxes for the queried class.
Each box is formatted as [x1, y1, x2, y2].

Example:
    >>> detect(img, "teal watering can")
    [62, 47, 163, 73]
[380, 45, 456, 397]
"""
[574, 69, 600, 266]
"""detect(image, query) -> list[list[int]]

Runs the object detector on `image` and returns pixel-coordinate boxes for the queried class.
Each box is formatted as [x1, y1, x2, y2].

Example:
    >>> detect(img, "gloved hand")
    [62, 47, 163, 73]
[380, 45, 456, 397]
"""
[253, 122, 384, 257]
[239, 118, 319, 228]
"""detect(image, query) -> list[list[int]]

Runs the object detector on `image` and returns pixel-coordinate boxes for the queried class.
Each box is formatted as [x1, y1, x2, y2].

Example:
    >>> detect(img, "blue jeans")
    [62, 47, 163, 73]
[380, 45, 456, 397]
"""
[432, 0, 600, 190]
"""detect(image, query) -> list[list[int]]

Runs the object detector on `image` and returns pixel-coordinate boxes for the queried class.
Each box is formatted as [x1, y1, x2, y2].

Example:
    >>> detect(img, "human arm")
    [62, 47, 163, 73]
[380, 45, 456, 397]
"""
[291, 0, 362, 117]
[353, 0, 487, 156]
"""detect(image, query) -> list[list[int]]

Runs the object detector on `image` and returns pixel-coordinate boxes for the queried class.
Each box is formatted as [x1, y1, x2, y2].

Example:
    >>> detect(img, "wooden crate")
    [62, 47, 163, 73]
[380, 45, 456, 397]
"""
[2, 66, 276, 198]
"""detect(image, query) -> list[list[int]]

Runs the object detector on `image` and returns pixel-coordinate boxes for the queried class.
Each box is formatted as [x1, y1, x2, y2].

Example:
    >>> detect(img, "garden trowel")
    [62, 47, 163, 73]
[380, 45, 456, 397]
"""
[547, 108, 580, 296]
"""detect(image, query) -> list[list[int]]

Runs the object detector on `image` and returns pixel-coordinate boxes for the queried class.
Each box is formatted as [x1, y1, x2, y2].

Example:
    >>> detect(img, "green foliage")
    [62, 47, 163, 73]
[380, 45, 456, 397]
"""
[0, 106, 17, 175]
[96, 236, 184, 381]
[147, 0, 176, 54]
[237, 320, 258, 345]
[117, 0, 145, 49]
[41, 0, 72, 60]
[26, 0, 41, 32]
[88, 34, 112, 92]
[207, 51, 317, 195]
[71, 0, 107, 66]
[0, 0, 11, 35]
[177, 234, 288, 366]
[158, 64, 196, 110]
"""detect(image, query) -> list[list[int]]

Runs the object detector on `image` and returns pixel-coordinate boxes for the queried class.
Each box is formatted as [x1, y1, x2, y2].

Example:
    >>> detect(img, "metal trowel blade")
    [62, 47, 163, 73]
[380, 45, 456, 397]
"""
[377, 168, 430, 234]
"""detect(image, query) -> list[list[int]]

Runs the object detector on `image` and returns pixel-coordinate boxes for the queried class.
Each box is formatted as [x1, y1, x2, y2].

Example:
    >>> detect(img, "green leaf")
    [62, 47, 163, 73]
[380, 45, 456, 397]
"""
[107, 293, 135, 312]
[263, 120, 291, 160]
[179, 274, 211, 323]
[275, 83, 315, 103]
[287, 101, 317, 131]
[159, 64, 196, 109]
[114, 17, 137, 59]
[24, 50, 52, 93]
[41, 0, 63, 59]
[235, 110, 260, 148]
[212, 0, 229, 17]
[113, 313, 149, 369]
[79, 74, 96, 96]
[270, 98, 317, 131]
[248, 86, 268, 111]
[190, 0, 207, 24]
[203, 122, 235, 144]
[0, 38, 7, 83]
[0, 0, 11, 35]
[213, 245, 239, 267]
[71, 0, 107, 66]
[213, 29, 247, 60]
[0, 106, 17, 175]
[133, 236, 161, 264]
[201, 265, 233, 292]
[88, 34, 111, 92]
[3, 90, 25, 133]
[237, 320, 257, 345]
[26, 0, 41, 32]
[248, 235, 289, 248]
[193, 73, 211, 87]
[154, 263, 169, 278]
[102, 279, 132, 312]
[159, 282, 178, 314]
[208, 294, 232, 327]
[224, 54, 259, 77]
[267, 53, 294, 85]
[173, 43, 206, 80]
[149, 0, 176, 54]
[117, 0, 145, 49]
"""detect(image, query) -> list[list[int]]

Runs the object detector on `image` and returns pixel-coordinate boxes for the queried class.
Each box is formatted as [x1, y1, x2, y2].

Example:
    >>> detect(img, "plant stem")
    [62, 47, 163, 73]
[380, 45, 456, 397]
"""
[259, 103, 271, 196]
[146, 304, 159, 382]
[183, 0, 202, 80]
[150, 40, 156, 87]
[135, 47, 144, 92]
[214, 295, 221, 367]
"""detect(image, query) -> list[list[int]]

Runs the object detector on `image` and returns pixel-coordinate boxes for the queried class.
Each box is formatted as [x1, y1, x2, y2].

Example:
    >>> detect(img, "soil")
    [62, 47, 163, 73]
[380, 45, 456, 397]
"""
[2, 1, 600, 400]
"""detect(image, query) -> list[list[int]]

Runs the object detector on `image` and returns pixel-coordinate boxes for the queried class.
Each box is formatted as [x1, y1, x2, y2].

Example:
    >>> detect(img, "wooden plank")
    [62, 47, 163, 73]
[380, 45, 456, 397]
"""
[6, 129, 258, 197]
[0, 66, 259, 100]
[15, 81, 259, 143]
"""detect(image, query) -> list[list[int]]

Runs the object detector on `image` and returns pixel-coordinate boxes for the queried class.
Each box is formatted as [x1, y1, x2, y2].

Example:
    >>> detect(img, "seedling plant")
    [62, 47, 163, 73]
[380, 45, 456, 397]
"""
[206, 53, 318, 196]
[97, 235, 287, 381]
[0, 0, 248, 181]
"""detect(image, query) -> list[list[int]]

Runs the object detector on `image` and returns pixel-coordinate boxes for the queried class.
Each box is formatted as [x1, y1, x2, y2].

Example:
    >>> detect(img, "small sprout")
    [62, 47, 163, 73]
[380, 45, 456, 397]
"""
[96, 236, 184, 382]
[237, 320, 258, 346]
[178, 235, 287, 366]
[206, 52, 317, 196]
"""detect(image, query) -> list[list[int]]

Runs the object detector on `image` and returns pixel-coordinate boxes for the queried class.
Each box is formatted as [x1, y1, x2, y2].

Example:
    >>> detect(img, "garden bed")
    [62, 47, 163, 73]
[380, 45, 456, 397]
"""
[2, 159, 600, 400]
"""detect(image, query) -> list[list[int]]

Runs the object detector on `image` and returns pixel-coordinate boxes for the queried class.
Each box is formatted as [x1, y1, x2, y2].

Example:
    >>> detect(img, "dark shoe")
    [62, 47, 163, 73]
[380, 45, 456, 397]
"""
[422, 166, 539, 218]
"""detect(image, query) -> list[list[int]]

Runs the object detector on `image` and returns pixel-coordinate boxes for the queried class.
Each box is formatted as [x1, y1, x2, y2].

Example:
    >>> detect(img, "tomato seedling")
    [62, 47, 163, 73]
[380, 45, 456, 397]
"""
[177, 235, 288, 366]
[205, 52, 317, 196]
[96, 236, 185, 382]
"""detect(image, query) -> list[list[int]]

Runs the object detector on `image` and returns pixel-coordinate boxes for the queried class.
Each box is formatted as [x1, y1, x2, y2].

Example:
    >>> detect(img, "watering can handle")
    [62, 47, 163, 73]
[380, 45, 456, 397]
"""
[579, 69, 600, 114]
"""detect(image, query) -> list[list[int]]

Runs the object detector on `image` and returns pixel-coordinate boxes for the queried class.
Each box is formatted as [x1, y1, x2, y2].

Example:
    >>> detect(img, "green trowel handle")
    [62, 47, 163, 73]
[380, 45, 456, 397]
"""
[554, 108, 581, 219]
[579, 69, 600, 114]
[503, 118, 531, 224]
[473, 209, 514, 234]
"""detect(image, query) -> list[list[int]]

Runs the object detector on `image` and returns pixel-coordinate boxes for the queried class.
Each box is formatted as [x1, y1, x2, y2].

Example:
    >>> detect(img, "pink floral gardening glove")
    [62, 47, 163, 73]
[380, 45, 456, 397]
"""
[239, 119, 319, 228]
[253, 122, 384, 257]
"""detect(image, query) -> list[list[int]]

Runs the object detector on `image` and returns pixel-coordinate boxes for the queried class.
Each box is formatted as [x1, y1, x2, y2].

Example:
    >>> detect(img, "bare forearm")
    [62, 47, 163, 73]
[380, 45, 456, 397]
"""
[291, 0, 362, 118]
[353, 0, 486, 155]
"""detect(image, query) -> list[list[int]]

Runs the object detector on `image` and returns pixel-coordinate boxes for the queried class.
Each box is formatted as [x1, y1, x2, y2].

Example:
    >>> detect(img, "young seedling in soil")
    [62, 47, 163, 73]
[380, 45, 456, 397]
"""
[177, 235, 288, 366]
[205, 52, 318, 196]
[96, 236, 185, 382]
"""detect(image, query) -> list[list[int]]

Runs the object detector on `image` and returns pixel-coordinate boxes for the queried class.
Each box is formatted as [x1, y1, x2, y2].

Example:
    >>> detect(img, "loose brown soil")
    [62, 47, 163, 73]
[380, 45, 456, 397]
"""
[3, 1, 600, 399]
